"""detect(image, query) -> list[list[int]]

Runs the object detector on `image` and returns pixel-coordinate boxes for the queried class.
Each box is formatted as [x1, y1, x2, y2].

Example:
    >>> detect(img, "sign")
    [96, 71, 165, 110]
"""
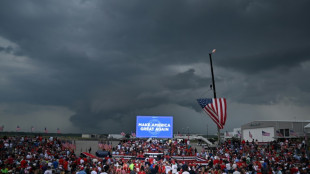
[136, 116, 173, 138]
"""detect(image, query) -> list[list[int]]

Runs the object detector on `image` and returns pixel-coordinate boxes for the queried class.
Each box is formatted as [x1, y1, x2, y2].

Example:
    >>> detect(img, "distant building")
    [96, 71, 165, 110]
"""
[241, 120, 310, 142]
[81, 134, 105, 139]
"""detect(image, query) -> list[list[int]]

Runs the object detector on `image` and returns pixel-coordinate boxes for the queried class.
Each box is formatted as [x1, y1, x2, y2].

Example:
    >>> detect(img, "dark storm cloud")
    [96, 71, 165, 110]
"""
[0, 46, 13, 54]
[163, 69, 210, 90]
[0, 0, 310, 133]
[218, 47, 310, 74]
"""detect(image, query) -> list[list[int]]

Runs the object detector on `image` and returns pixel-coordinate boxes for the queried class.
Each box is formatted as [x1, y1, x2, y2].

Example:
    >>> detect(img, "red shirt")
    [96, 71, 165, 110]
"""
[63, 160, 68, 170]
[7, 157, 14, 164]
[83, 157, 88, 164]
[290, 167, 298, 174]
[213, 159, 220, 165]
[21, 160, 27, 169]
[220, 164, 226, 170]
[59, 158, 64, 165]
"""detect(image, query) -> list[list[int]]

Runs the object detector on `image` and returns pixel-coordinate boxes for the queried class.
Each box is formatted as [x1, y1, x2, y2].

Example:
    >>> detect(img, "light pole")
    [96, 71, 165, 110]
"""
[209, 49, 220, 145]
[187, 126, 190, 140]
[206, 124, 208, 139]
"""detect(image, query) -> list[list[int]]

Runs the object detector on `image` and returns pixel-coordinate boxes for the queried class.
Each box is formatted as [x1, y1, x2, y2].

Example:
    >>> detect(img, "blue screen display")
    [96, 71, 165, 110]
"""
[136, 116, 173, 138]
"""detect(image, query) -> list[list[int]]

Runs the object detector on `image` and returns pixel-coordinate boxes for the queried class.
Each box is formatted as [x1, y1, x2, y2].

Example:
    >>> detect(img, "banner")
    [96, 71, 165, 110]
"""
[136, 116, 173, 138]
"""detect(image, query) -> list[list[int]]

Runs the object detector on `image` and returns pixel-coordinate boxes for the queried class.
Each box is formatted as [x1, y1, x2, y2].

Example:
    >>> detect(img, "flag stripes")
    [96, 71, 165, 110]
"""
[197, 98, 227, 129]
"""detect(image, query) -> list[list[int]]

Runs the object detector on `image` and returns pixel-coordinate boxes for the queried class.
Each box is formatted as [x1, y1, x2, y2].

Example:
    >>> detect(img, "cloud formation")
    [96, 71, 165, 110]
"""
[0, 0, 309, 134]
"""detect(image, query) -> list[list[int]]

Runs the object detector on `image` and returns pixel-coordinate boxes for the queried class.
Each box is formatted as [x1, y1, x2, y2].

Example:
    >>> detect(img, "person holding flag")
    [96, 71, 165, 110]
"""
[237, 130, 241, 138]
[225, 131, 230, 137]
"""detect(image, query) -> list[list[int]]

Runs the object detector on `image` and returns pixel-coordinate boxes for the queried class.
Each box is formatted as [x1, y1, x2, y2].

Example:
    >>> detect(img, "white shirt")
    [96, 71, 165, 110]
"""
[232, 163, 237, 169]
[253, 165, 258, 171]
[171, 164, 178, 174]
[44, 170, 53, 174]
[226, 163, 231, 170]
[26, 154, 32, 159]
[165, 165, 171, 174]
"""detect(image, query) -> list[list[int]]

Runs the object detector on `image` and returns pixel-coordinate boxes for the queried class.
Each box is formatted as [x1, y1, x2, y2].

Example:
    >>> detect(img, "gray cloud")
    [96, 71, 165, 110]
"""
[219, 47, 310, 74]
[0, 0, 309, 133]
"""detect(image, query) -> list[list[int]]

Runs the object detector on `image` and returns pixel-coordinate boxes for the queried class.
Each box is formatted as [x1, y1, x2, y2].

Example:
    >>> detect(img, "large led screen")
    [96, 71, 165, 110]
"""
[136, 116, 173, 138]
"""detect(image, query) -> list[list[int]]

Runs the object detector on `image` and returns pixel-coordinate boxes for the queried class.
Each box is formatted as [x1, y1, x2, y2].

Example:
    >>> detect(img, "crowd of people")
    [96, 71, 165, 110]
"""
[208, 138, 309, 173]
[0, 135, 309, 174]
[106, 138, 195, 157]
[0, 136, 79, 173]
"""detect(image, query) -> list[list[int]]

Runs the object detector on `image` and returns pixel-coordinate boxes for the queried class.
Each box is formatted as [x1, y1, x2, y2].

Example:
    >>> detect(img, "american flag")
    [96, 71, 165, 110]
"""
[177, 131, 181, 136]
[62, 141, 76, 150]
[104, 144, 110, 150]
[131, 132, 136, 137]
[249, 131, 253, 139]
[31, 126, 35, 132]
[237, 130, 241, 138]
[276, 130, 284, 137]
[16, 125, 21, 131]
[197, 98, 227, 129]
[70, 143, 76, 150]
[121, 132, 126, 136]
[44, 127, 48, 133]
[0, 125, 3, 131]
[290, 130, 298, 137]
[62, 141, 69, 149]
[98, 142, 104, 149]
[262, 131, 270, 136]
[57, 128, 61, 134]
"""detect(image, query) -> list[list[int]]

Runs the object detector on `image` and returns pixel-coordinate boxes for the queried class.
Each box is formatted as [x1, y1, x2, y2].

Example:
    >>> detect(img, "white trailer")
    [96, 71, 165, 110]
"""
[108, 134, 124, 139]
[242, 127, 274, 142]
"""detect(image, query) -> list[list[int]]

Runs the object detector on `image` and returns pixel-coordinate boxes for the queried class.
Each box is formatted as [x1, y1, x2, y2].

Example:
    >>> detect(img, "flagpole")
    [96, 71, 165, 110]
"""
[209, 50, 220, 145]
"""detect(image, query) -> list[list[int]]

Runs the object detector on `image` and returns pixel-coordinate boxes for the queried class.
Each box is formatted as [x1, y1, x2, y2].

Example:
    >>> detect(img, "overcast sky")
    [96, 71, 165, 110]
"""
[0, 0, 309, 134]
